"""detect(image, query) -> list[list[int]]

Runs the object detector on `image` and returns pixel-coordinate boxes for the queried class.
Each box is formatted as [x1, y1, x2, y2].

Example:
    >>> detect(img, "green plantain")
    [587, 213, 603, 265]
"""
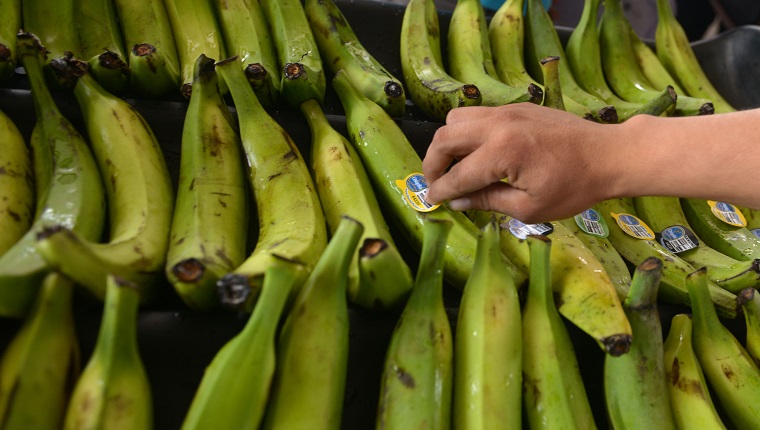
[375, 219, 454, 430]
[0, 34, 105, 318]
[214, 56, 327, 311]
[302, 98, 413, 311]
[305, 0, 406, 117]
[400, 0, 482, 123]
[165, 54, 248, 310]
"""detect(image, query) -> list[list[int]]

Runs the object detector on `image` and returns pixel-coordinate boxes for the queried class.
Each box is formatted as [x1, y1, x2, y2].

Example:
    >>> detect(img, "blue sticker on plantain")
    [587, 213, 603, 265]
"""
[610, 213, 655, 240]
[656, 225, 699, 253]
[707, 200, 747, 227]
[395, 173, 441, 213]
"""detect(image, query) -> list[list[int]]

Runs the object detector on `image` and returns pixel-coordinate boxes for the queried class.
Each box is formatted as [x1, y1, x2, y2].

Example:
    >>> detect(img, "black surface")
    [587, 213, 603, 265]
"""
[0, 1, 759, 429]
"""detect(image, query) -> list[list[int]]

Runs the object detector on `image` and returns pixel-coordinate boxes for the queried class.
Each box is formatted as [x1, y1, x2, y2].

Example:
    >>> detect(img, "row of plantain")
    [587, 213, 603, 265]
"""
[0, 0, 759, 428]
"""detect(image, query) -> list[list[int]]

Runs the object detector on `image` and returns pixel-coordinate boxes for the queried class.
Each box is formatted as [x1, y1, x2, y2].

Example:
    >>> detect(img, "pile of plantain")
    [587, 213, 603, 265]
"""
[0, 0, 759, 428]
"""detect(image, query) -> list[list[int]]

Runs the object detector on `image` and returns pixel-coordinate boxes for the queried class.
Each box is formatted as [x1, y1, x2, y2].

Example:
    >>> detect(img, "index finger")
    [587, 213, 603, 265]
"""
[422, 120, 489, 184]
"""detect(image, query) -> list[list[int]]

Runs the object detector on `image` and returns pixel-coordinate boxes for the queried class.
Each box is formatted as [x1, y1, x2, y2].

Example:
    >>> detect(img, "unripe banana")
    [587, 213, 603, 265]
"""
[165, 54, 249, 310]
[628, 25, 687, 96]
[599, 0, 715, 117]
[22, 0, 80, 74]
[400, 0, 482, 123]
[470, 210, 632, 355]
[0, 33, 105, 318]
[305, 0, 406, 117]
[63, 275, 153, 430]
[453, 217, 522, 430]
[114, 0, 181, 98]
[262, 216, 363, 430]
[686, 268, 760, 429]
[681, 198, 760, 261]
[522, 235, 597, 430]
[448, 0, 542, 107]
[0, 272, 79, 430]
[604, 257, 678, 430]
[35, 58, 174, 303]
[376, 218, 454, 430]
[634, 195, 760, 292]
[214, 57, 327, 312]
[663, 313, 727, 430]
[738, 288, 760, 366]
[594, 197, 740, 317]
[654, 0, 735, 113]
[489, 0, 594, 119]
[565, 0, 678, 121]
[524, 0, 617, 123]
[332, 69, 527, 290]
[538, 55, 563, 109]
[0, 0, 20, 80]
[557, 216, 632, 300]
[182, 257, 305, 430]
[212, 0, 279, 106]
[0, 108, 33, 257]
[261, 0, 325, 108]
[75, 0, 129, 94]
[302, 98, 413, 310]
[163, 0, 226, 98]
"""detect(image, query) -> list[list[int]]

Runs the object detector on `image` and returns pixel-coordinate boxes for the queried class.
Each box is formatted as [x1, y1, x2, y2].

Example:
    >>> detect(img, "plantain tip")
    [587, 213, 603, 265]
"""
[245, 63, 267, 81]
[736, 287, 756, 307]
[698, 102, 715, 115]
[35, 224, 68, 241]
[172, 258, 206, 283]
[98, 50, 127, 72]
[602, 333, 633, 356]
[132, 43, 156, 57]
[528, 83, 544, 104]
[598, 105, 618, 124]
[383, 81, 404, 99]
[360, 238, 388, 259]
[284, 62, 305, 80]
[461, 84, 480, 100]
[216, 274, 251, 307]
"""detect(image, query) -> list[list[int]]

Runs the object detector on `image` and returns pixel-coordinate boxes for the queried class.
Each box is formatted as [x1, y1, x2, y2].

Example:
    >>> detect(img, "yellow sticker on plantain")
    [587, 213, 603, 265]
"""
[707, 200, 747, 227]
[610, 212, 655, 240]
[395, 173, 441, 213]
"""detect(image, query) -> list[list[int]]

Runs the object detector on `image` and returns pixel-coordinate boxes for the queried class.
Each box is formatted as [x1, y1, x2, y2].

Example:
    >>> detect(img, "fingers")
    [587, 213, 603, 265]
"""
[425, 139, 508, 204]
[422, 120, 487, 186]
[447, 182, 543, 223]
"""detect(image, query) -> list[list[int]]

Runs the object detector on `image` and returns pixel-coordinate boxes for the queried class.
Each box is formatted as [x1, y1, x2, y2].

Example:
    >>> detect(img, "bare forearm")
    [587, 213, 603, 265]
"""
[608, 108, 760, 208]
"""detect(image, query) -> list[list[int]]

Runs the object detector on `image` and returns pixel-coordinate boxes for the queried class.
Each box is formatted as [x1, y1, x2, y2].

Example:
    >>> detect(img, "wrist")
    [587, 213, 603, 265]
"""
[599, 114, 662, 200]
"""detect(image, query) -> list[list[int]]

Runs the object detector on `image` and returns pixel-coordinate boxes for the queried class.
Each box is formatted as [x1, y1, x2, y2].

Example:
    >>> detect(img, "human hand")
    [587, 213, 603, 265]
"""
[422, 103, 621, 223]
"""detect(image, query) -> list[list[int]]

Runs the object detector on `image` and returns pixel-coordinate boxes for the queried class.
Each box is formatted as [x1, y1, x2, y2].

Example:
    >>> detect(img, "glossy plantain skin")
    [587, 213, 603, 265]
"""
[0, 34, 105, 318]
[114, 0, 181, 98]
[305, 0, 406, 117]
[214, 57, 327, 312]
[165, 55, 249, 310]
[400, 0, 482, 123]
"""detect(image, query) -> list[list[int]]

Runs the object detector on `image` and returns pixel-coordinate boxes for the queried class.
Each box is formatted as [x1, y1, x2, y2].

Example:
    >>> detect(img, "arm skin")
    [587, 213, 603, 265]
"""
[422, 103, 760, 224]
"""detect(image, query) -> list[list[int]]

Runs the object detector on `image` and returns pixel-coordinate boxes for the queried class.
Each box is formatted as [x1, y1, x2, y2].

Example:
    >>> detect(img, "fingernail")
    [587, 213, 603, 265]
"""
[448, 197, 471, 211]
